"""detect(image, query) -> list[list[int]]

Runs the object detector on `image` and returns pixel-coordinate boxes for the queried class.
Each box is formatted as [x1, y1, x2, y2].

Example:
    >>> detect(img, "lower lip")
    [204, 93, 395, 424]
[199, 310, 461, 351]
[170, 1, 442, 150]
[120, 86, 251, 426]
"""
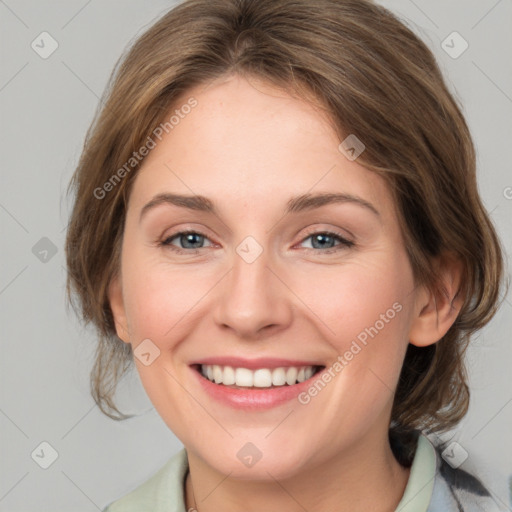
[191, 365, 325, 410]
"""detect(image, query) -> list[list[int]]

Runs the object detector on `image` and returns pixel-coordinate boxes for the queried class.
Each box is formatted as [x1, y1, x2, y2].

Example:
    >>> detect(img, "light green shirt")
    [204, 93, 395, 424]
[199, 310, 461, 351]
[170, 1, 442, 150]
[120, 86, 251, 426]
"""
[103, 434, 436, 512]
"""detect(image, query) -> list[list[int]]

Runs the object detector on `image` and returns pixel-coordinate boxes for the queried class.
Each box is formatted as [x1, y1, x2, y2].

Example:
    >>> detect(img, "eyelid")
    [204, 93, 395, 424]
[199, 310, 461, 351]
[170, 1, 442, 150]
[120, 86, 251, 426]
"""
[158, 223, 217, 244]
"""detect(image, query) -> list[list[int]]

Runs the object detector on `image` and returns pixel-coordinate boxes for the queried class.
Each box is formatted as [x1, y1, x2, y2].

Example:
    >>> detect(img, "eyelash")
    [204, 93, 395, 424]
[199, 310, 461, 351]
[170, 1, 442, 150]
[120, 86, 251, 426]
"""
[159, 229, 355, 255]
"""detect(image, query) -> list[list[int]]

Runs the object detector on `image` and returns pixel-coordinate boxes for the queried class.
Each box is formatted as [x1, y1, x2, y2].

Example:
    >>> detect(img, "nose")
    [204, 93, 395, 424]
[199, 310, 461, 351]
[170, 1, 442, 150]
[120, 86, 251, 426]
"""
[212, 243, 293, 340]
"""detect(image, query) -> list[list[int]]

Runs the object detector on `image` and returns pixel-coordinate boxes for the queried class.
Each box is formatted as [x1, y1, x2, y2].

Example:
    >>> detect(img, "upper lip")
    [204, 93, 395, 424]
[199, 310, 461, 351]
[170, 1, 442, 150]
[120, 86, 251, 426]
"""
[190, 356, 325, 370]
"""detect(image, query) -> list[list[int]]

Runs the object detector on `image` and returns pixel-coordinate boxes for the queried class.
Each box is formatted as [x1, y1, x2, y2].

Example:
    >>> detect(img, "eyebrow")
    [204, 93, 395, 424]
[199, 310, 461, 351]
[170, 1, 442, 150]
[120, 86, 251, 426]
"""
[139, 191, 380, 222]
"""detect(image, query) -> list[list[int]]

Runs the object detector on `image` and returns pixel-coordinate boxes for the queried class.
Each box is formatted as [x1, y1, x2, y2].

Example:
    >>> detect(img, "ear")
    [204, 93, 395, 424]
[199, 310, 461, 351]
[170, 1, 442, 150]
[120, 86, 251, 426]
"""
[107, 274, 130, 344]
[408, 252, 464, 347]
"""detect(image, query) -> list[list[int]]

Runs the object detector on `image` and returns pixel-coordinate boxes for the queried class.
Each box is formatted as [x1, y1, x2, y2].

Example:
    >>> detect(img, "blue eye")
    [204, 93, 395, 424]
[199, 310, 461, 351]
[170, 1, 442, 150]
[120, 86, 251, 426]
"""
[160, 231, 212, 252]
[299, 231, 354, 252]
[159, 230, 354, 254]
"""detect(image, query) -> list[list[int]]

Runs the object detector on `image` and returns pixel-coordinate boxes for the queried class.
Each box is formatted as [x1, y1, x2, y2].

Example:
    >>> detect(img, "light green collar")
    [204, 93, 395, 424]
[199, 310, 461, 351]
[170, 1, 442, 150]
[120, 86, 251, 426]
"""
[395, 434, 437, 512]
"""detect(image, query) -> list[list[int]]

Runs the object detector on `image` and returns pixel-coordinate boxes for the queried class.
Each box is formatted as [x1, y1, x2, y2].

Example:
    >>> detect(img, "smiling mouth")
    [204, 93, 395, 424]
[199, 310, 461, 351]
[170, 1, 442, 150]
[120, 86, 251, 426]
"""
[192, 364, 325, 389]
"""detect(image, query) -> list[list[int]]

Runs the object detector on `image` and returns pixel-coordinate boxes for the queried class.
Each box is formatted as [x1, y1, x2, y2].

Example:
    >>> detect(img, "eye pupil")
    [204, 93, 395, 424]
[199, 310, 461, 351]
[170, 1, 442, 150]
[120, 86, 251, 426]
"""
[312, 233, 335, 249]
[182, 233, 203, 248]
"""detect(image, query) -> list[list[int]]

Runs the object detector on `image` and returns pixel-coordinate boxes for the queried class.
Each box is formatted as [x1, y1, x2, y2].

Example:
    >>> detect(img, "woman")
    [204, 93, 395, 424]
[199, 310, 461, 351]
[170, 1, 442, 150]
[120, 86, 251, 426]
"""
[65, 0, 506, 510]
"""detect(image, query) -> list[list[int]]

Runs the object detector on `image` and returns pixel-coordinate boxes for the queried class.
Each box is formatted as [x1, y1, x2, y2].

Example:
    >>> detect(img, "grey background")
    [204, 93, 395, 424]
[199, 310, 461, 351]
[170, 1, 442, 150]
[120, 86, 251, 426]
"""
[0, 0, 511, 510]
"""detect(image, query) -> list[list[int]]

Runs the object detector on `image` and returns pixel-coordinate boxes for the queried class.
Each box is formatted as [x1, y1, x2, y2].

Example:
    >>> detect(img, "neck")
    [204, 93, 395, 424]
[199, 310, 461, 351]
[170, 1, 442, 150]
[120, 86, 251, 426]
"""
[184, 429, 411, 512]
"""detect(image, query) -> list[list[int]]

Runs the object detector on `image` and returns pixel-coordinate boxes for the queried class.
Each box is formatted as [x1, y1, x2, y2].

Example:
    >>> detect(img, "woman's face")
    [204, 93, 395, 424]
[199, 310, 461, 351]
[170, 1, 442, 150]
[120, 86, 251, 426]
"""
[109, 74, 425, 479]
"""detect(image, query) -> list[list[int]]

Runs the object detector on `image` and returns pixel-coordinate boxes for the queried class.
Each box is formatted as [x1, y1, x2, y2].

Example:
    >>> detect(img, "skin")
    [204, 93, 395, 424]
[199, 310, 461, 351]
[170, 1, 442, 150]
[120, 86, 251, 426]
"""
[108, 74, 462, 512]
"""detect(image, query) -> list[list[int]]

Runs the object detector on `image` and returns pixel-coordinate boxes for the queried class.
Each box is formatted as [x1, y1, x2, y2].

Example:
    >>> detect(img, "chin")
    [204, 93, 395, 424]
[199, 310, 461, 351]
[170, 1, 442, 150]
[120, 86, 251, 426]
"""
[193, 441, 314, 481]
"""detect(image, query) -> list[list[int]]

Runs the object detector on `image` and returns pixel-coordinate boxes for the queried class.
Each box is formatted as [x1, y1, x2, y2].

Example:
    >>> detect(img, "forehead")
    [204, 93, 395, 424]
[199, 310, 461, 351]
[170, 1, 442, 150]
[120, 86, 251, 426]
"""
[128, 74, 395, 221]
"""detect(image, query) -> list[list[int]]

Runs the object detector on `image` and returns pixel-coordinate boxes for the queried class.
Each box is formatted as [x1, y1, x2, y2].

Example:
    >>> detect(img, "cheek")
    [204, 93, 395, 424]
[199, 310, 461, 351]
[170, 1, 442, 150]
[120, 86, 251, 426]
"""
[124, 264, 205, 342]
[294, 257, 414, 437]
[299, 255, 412, 344]
[296, 252, 414, 399]
[119, 256, 212, 425]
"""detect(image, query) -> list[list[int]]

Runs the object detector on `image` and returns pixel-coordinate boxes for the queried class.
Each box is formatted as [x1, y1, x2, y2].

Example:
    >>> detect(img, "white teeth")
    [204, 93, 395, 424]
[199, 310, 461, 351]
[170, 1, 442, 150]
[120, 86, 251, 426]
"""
[286, 367, 298, 385]
[213, 365, 223, 384]
[223, 365, 236, 385]
[199, 364, 319, 388]
[272, 368, 286, 386]
[235, 367, 253, 387]
[253, 369, 272, 387]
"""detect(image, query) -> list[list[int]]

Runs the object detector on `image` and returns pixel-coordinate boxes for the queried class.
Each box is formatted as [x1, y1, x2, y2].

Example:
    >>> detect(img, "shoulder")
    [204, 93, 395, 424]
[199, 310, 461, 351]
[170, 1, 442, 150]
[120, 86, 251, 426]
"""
[427, 437, 501, 512]
[392, 429, 502, 512]
[102, 448, 189, 512]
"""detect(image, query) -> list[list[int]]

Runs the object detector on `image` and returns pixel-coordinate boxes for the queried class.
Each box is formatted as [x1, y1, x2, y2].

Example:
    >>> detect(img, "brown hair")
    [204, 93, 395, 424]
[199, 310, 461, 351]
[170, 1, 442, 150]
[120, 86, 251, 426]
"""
[65, 0, 505, 454]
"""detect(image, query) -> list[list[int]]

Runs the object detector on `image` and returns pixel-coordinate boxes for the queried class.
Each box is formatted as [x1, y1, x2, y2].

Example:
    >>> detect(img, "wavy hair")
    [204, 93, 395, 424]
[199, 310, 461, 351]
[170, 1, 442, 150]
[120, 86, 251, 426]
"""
[65, 0, 506, 458]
